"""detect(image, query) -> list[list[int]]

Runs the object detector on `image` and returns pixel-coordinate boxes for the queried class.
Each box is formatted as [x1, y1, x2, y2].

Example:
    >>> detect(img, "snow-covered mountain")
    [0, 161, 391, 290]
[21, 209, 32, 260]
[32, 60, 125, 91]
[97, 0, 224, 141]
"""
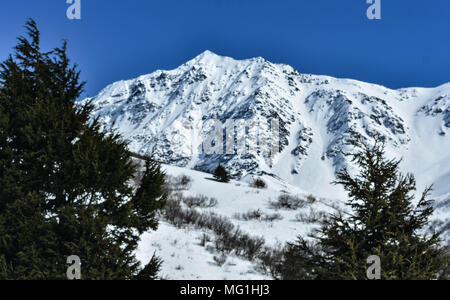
[82, 51, 449, 278]
[82, 50, 450, 199]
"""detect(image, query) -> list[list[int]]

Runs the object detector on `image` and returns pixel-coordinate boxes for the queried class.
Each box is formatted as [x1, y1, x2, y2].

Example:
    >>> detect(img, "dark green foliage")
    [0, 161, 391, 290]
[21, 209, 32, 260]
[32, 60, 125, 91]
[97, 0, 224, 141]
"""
[131, 159, 167, 234]
[276, 138, 449, 280]
[135, 254, 163, 281]
[0, 19, 165, 280]
[213, 164, 230, 183]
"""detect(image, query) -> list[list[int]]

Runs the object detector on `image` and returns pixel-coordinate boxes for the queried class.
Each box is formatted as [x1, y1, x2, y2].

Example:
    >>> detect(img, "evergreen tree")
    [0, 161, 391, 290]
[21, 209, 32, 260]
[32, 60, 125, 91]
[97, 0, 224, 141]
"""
[0, 19, 166, 280]
[277, 138, 449, 280]
[213, 164, 230, 183]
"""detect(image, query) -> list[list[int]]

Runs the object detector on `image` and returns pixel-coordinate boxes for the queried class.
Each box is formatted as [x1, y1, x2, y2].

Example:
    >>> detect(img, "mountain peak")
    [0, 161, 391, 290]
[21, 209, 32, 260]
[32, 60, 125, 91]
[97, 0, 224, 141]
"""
[84, 53, 450, 193]
[190, 50, 225, 64]
[197, 50, 220, 58]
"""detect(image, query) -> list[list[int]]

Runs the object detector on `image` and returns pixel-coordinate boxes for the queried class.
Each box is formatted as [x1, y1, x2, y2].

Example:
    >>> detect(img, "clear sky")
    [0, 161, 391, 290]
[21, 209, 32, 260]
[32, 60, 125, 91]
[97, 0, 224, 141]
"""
[1, 0, 449, 98]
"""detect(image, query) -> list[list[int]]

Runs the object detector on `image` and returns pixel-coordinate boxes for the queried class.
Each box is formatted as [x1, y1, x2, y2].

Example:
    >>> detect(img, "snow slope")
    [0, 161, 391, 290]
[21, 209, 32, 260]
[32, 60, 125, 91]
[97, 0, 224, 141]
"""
[136, 164, 340, 280]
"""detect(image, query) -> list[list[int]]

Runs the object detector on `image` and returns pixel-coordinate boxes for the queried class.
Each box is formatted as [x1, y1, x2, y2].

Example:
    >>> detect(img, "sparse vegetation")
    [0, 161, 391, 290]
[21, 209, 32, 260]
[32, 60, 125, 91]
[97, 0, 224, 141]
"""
[234, 209, 282, 222]
[234, 209, 263, 221]
[262, 213, 283, 222]
[295, 208, 329, 224]
[162, 193, 284, 272]
[183, 194, 218, 208]
[165, 174, 193, 192]
[306, 194, 317, 204]
[213, 254, 227, 267]
[251, 178, 267, 189]
[200, 233, 211, 247]
[269, 194, 307, 210]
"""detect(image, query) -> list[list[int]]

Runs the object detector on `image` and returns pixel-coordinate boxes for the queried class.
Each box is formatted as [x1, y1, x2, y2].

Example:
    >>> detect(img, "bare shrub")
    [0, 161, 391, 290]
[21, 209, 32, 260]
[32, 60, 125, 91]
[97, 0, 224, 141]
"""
[240, 235, 266, 260]
[166, 174, 193, 192]
[270, 194, 307, 210]
[162, 191, 285, 275]
[163, 195, 184, 225]
[234, 209, 282, 222]
[234, 209, 263, 221]
[250, 178, 267, 189]
[262, 213, 283, 222]
[215, 228, 266, 261]
[306, 194, 317, 204]
[175, 265, 184, 271]
[207, 212, 235, 237]
[183, 195, 218, 208]
[256, 244, 286, 276]
[200, 233, 211, 247]
[162, 194, 269, 263]
[213, 254, 227, 267]
[179, 174, 192, 187]
[295, 208, 329, 224]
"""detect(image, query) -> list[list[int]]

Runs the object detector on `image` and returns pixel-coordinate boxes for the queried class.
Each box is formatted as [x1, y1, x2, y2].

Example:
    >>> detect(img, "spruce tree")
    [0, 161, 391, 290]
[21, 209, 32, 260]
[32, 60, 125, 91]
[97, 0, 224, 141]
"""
[0, 19, 166, 280]
[277, 138, 449, 280]
[213, 164, 230, 183]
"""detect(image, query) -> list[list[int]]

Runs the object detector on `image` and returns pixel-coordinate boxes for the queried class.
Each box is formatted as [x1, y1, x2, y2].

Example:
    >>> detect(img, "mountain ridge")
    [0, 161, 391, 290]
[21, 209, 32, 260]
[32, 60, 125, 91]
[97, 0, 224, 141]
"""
[81, 51, 450, 202]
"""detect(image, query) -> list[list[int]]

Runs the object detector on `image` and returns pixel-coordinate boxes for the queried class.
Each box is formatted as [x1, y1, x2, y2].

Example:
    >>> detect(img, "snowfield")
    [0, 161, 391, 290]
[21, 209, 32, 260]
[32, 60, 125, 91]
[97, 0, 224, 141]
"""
[136, 164, 339, 280]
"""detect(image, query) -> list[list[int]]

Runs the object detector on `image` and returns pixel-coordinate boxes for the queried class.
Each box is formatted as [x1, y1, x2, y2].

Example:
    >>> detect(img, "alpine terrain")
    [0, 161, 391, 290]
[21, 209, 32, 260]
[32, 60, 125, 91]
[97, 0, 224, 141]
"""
[81, 51, 450, 279]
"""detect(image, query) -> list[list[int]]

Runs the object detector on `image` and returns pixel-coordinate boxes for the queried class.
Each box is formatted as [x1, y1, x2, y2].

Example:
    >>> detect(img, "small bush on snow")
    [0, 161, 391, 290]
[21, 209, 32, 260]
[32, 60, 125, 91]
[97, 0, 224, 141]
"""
[250, 178, 267, 189]
[213, 254, 227, 267]
[295, 208, 329, 224]
[270, 194, 307, 210]
[306, 194, 317, 204]
[234, 209, 282, 222]
[162, 192, 285, 275]
[183, 195, 218, 208]
[165, 174, 193, 192]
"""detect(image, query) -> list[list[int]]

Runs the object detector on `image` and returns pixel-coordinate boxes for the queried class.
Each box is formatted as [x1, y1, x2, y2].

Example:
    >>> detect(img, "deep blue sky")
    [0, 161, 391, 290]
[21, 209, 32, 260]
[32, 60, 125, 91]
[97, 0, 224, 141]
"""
[1, 0, 449, 98]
